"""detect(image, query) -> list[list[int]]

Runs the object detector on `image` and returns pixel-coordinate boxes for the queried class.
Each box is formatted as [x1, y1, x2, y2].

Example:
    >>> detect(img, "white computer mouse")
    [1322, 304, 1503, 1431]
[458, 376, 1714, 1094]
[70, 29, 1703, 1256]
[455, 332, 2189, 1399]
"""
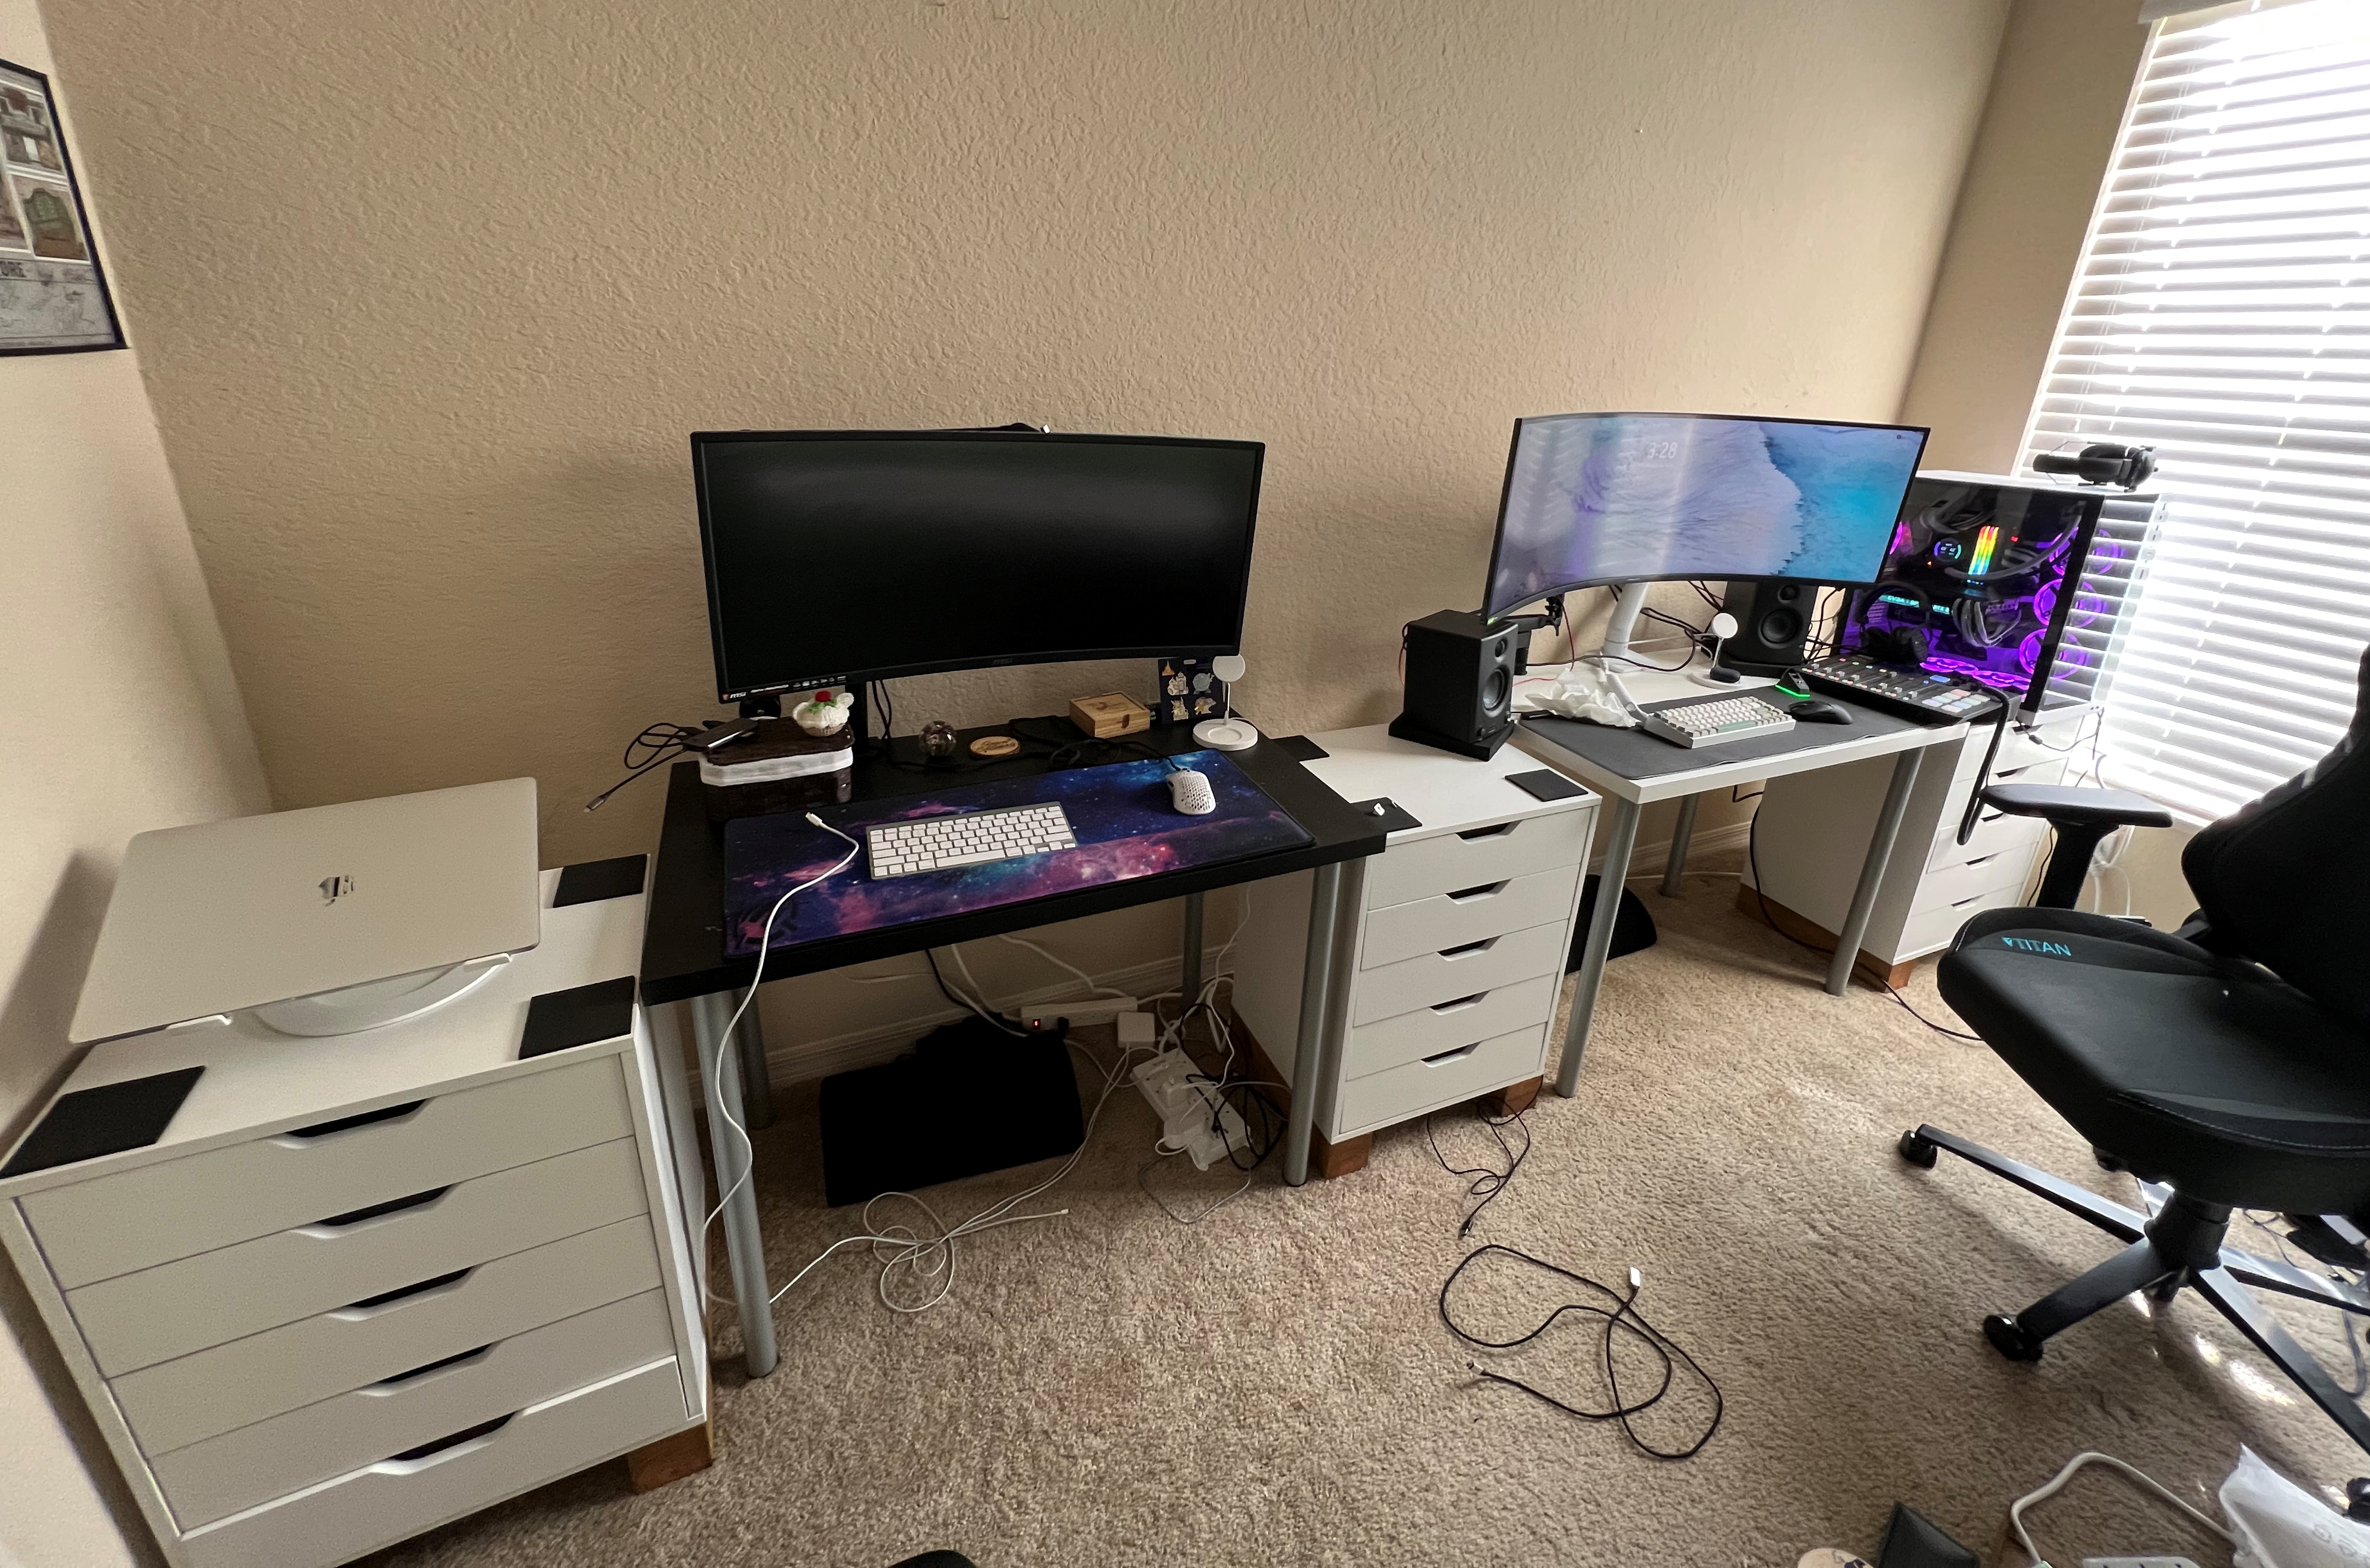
[1166, 768, 1216, 815]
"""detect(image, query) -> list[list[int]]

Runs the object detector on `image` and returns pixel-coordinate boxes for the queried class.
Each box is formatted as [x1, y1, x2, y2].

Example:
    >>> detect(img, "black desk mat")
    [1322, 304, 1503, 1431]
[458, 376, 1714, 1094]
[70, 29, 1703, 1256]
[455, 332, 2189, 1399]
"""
[2, 1066, 205, 1178]
[1521, 698, 1937, 782]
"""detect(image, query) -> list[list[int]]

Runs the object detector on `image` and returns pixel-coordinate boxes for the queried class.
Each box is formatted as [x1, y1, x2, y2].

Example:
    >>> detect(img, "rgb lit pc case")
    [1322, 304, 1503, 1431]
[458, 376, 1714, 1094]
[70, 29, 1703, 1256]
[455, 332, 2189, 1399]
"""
[1840, 472, 2160, 721]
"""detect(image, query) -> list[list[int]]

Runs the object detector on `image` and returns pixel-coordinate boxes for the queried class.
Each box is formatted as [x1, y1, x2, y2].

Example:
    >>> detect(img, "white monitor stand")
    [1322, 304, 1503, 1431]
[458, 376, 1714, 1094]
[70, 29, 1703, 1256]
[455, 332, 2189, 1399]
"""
[1594, 582, 1656, 715]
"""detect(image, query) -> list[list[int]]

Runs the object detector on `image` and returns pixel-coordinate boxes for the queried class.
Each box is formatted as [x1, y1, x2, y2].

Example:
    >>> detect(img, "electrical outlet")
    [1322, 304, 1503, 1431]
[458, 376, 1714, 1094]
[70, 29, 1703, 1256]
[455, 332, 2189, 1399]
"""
[2081, 1557, 2200, 1567]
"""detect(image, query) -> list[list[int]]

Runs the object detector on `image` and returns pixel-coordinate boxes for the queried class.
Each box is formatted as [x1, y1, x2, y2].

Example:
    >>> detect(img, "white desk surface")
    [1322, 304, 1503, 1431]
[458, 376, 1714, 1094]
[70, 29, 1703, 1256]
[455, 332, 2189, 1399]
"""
[1, 870, 647, 1192]
[1511, 659, 1967, 806]
[1299, 724, 1598, 846]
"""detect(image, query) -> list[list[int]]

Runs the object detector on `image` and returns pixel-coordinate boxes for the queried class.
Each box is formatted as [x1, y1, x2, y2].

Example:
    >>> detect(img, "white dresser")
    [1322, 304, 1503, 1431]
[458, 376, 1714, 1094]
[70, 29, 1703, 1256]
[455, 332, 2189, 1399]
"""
[0, 869, 707, 1568]
[1231, 726, 1598, 1175]
[1741, 715, 2083, 983]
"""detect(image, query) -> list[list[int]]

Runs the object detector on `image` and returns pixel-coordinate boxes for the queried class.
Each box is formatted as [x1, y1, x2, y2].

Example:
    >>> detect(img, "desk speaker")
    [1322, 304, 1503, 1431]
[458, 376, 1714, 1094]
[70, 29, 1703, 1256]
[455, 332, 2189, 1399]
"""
[1719, 580, 1816, 675]
[1390, 609, 1517, 759]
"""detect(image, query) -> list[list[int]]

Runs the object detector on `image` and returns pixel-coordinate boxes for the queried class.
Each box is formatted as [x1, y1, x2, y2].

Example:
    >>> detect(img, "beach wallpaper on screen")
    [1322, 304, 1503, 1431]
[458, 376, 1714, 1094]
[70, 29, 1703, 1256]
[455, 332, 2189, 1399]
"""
[1487, 414, 1926, 613]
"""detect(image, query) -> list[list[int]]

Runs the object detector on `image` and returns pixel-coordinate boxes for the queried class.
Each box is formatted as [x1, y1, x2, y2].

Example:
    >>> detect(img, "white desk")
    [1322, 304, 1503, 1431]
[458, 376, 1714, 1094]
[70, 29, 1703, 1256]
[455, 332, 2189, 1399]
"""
[1513, 664, 1967, 1096]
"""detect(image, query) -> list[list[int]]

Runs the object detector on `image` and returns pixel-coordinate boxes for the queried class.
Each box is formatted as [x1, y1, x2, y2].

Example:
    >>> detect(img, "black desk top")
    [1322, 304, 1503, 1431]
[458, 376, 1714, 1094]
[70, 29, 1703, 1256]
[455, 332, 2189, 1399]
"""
[638, 716, 1388, 1006]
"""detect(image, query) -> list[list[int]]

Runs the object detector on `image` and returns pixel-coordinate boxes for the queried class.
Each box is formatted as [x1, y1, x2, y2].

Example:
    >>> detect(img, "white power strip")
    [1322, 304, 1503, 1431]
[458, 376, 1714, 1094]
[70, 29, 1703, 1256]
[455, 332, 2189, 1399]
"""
[1019, 995, 1137, 1031]
[1130, 1047, 1246, 1170]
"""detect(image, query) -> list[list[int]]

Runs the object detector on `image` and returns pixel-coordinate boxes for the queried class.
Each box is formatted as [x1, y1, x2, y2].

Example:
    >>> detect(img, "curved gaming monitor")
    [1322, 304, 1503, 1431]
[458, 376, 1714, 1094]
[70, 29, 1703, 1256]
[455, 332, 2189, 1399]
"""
[1481, 412, 1929, 619]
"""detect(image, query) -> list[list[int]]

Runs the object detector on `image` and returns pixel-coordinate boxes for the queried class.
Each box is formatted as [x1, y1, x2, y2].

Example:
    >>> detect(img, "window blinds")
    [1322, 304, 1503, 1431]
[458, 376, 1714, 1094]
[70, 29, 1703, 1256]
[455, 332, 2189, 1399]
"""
[2020, 0, 2370, 824]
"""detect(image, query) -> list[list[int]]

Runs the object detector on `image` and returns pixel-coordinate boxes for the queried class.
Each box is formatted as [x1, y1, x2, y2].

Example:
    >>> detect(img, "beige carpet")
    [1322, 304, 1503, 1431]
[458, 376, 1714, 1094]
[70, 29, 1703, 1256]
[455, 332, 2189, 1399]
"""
[369, 859, 2369, 1567]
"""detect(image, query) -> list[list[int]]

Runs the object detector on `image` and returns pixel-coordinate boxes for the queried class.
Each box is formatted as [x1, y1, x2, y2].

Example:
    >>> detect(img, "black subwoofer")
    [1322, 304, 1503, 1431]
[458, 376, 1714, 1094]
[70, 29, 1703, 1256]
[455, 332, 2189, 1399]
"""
[1390, 609, 1517, 759]
[1720, 580, 1817, 675]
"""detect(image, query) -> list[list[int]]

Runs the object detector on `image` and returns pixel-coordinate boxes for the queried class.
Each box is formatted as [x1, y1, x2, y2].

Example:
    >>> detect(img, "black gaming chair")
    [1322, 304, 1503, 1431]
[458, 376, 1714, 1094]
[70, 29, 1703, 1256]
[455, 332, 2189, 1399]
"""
[1898, 646, 2370, 1458]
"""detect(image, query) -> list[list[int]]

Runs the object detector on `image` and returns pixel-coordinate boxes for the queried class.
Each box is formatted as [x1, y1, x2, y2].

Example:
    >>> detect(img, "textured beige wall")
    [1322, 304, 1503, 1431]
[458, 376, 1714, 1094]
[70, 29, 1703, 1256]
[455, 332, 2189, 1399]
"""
[43, 0, 2010, 871]
[0, 0, 264, 1560]
[1900, 0, 2148, 473]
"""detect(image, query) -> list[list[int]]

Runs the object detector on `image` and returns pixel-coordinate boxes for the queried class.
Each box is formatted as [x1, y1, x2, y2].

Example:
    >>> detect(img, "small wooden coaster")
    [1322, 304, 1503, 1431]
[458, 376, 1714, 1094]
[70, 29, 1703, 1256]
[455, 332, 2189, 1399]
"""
[970, 734, 1020, 758]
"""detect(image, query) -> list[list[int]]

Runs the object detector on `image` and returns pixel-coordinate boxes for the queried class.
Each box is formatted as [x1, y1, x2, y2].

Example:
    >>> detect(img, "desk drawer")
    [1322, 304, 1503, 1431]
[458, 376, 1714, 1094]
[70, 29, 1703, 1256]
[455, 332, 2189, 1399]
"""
[179, 1357, 688, 1568]
[1334, 1024, 1547, 1138]
[112, 1218, 662, 1456]
[1927, 758, 2064, 875]
[24, 1056, 632, 1290]
[1364, 808, 1591, 910]
[71, 1138, 648, 1376]
[1351, 921, 1567, 1026]
[1343, 973, 1559, 1080]
[1900, 872, 2033, 958]
[153, 1291, 677, 1529]
[1912, 848, 2040, 918]
[1361, 865, 1580, 970]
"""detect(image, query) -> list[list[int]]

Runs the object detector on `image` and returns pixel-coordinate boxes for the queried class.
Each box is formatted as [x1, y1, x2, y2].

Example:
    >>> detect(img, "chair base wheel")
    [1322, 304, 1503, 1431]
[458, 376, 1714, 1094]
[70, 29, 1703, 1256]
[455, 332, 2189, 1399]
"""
[1984, 1314, 2044, 1362]
[1899, 1130, 1939, 1168]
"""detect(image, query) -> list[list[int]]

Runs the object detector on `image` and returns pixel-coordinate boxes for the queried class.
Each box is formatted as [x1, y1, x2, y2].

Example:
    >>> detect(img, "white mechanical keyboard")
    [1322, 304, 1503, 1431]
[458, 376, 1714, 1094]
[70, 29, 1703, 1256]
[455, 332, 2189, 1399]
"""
[866, 803, 1077, 879]
[1638, 693, 1796, 749]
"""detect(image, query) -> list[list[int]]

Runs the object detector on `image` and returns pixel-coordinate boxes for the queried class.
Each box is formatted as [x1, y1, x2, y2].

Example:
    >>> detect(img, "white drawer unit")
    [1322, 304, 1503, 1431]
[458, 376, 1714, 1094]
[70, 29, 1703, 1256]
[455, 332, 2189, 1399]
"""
[1743, 715, 2087, 979]
[0, 870, 708, 1568]
[1232, 726, 1597, 1160]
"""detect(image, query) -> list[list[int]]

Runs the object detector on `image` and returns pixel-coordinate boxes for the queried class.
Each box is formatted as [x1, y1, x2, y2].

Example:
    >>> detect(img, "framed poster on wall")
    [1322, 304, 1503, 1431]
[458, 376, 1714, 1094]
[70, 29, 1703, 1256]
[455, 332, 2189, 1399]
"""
[0, 58, 123, 355]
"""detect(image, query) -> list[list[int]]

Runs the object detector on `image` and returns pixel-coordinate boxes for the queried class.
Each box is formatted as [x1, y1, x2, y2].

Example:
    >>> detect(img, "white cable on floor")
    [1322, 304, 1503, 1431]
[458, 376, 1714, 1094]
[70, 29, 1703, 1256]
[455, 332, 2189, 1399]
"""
[2007, 1450, 2235, 1567]
[997, 931, 1132, 998]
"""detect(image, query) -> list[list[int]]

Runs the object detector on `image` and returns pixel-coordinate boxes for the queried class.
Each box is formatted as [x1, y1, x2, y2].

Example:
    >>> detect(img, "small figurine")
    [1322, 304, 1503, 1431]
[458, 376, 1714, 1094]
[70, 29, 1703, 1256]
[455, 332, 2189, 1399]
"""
[791, 688, 855, 737]
[921, 719, 958, 758]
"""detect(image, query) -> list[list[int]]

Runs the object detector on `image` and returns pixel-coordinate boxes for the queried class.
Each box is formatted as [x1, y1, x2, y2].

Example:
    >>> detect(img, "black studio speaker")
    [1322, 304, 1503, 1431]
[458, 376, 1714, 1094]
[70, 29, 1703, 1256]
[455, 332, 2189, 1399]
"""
[1719, 580, 1816, 675]
[1391, 609, 1518, 759]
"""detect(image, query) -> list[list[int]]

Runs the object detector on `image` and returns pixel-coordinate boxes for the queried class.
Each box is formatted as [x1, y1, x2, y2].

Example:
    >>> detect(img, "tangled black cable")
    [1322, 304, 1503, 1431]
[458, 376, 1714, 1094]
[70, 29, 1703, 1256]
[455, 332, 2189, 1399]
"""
[1438, 1245, 1723, 1460]
[1425, 1104, 1531, 1235]
[585, 722, 705, 811]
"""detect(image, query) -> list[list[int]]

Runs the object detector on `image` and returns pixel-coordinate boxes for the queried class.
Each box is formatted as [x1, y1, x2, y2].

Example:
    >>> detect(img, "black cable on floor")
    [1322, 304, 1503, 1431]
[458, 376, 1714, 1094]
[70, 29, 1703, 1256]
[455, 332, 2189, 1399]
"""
[1438, 1245, 1723, 1460]
[1425, 1105, 1532, 1235]
[1883, 984, 1983, 1042]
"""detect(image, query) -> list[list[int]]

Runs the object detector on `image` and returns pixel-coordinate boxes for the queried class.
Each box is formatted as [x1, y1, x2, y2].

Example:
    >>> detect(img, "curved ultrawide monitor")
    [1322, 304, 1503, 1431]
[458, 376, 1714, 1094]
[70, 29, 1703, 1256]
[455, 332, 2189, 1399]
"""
[1482, 412, 1929, 619]
[692, 430, 1263, 702]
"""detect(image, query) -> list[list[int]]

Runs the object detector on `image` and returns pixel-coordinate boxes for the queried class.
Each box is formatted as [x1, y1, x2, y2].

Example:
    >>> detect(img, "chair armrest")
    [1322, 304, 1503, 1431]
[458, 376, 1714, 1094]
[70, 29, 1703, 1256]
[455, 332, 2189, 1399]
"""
[1980, 783, 2174, 830]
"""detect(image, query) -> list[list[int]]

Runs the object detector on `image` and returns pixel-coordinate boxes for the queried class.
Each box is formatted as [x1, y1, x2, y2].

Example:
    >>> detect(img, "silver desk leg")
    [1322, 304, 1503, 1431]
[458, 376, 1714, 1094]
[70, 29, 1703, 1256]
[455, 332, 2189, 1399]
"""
[1180, 890, 1206, 1021]
[692, 990, 778, 1378]
[1827, 747, 1925, 997]
[1556, 795, 1641, 1097]
[1283, 862, 1347, 1187]
[735, 985, 776, 1130]
[1659, 792, 1700, 897]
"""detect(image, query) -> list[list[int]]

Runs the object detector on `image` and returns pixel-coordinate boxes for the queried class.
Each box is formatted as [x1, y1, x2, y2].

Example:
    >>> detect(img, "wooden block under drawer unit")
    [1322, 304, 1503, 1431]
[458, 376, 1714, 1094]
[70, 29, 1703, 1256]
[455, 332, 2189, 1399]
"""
[1360, 863, 1580, 970]
[151, 1291, 678, 1530]
[1362, 808, 1591, 911]
[1351, 920, 1566, 1027]
[177, 1358, 689, 1568]
[1341, 972, 1559, 1080]
[113, 1217, 663, 1458]
[70, 1137, 650, 1378]
[22, 1055, 634, 1291]
[1333, 1023, 1549, 1140]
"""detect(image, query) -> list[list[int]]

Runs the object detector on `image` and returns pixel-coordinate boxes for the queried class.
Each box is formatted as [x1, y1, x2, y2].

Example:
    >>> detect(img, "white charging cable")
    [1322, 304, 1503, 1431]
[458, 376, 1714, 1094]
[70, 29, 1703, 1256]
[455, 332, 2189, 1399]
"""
[2007, 1450, 2235, 1567]
[699, 813, 861, 1245]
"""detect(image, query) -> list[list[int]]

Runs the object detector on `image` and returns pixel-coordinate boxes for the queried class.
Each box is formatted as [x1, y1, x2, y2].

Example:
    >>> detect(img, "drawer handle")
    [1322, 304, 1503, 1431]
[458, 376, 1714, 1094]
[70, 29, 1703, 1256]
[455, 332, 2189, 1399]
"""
[1439, 937, 1499, 960]
[1431, 992, 1487, 1014]
[337, 1267, 474, 1318]
[372, 1343, 495, 1390]
[1965, 852, 2000, 868]
[310, 1185, 451, 1231]
[1446, 881, 1507, 904]
[279, 1100, 427, 1144]
[376, 1413, 515, 1473]
[1457, 822, 1518, 841]
[1951, 893, 1986, 909]
[1422, 1043, 1481, 1066]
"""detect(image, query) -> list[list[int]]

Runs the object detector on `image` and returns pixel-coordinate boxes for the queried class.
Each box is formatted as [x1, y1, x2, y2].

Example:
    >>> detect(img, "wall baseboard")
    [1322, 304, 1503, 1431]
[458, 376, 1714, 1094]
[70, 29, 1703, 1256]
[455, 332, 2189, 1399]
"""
[674, 817, 1753, 1091]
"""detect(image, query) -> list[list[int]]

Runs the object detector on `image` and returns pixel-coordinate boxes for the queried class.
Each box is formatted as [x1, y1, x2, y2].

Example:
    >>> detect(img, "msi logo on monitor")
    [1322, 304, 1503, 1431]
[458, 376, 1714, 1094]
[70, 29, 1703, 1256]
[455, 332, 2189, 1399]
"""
[319, 875, 354, 906]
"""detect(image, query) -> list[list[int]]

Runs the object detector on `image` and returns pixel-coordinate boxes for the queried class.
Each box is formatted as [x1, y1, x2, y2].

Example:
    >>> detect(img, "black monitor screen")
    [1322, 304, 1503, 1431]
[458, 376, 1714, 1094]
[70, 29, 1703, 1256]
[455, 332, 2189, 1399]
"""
[692, 431, 1264, 701]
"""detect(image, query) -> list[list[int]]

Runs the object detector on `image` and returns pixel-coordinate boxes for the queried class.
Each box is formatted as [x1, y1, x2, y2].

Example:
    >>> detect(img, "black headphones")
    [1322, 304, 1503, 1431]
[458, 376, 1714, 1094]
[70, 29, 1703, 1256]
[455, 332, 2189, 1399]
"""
[1859, 625, 1932, 667]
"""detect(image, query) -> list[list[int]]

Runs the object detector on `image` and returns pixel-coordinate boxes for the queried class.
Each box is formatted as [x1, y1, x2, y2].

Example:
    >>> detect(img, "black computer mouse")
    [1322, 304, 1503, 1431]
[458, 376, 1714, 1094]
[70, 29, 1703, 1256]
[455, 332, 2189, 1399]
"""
[1789, 698, 1852, 724]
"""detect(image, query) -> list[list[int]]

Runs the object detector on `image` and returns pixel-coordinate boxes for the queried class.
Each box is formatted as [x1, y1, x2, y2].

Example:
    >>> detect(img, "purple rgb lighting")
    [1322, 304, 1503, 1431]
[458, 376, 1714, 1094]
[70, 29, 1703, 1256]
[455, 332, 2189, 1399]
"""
[1923, 653, 2026, 691]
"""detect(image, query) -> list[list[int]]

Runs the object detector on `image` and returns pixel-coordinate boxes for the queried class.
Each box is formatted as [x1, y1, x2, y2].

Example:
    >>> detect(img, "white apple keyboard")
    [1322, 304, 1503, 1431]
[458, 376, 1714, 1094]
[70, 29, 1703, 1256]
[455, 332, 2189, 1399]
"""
[866, 803, 1076, 879]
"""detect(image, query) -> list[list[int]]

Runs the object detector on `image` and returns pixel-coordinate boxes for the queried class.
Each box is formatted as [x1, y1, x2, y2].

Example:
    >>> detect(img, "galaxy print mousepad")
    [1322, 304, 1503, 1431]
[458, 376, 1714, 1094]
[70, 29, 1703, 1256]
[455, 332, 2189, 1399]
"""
[722, 751, 1313, 956]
